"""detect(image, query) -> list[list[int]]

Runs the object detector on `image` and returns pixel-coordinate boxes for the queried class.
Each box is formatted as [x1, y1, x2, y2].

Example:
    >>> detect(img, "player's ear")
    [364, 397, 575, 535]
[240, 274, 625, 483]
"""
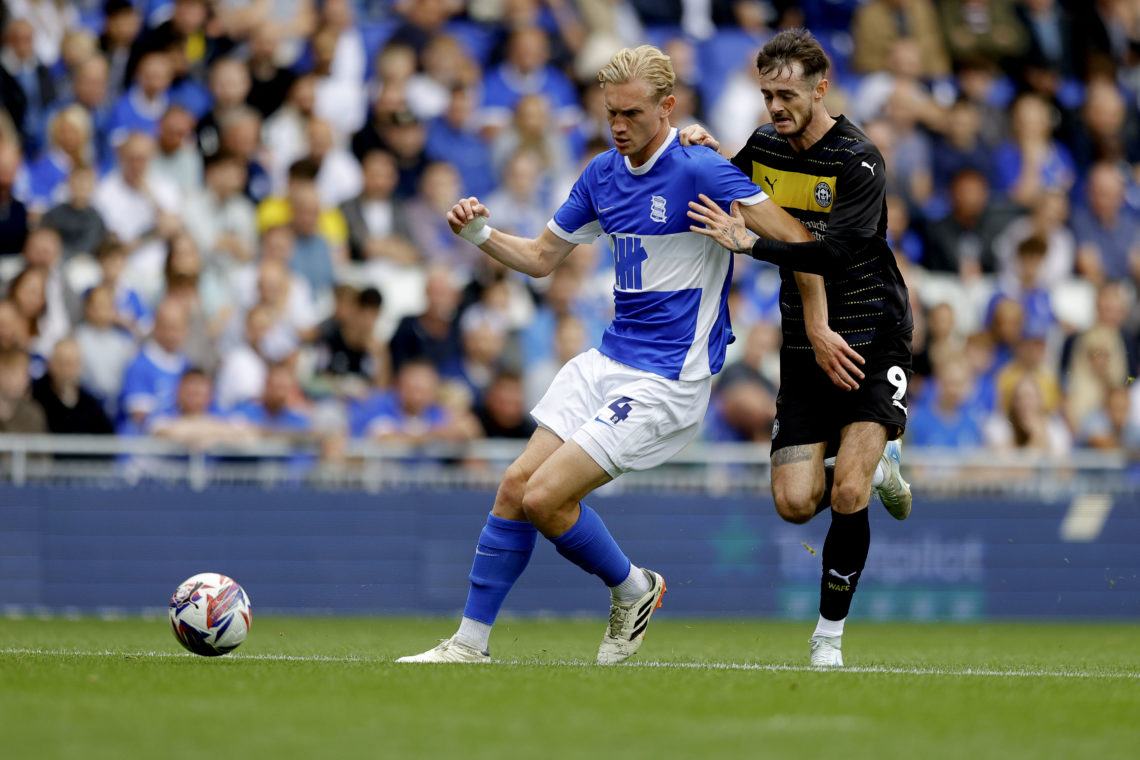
[815, 77, 829, 102]
[659, 94, 676, 119]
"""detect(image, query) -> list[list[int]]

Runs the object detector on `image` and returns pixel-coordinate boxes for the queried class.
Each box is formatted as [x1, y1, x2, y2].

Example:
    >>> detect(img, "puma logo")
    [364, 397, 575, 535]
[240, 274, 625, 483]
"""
[861, 161, 877, 176]
[763, 176, 778, 192]
[828, 569, 858, 584]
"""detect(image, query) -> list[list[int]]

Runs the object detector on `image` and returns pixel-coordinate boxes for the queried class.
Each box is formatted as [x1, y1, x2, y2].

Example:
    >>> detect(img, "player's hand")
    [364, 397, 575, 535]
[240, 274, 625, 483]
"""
[446, 197, 490, 235]
[678, 124, 720, 152]
[688, 194, 752, 253]
[807, 325, 865, 391]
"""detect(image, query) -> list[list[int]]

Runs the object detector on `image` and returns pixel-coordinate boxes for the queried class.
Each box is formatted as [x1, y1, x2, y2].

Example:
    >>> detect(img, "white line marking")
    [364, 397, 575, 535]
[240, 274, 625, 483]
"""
[3, 648, 1137, 680]
[1060, 493, 1113, 542]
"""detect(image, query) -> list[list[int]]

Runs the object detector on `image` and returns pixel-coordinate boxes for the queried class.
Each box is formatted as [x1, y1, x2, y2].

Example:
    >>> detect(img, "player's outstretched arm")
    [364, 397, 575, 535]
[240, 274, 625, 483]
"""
[687, 195, 866, 390]
[448, 196, 576, 278]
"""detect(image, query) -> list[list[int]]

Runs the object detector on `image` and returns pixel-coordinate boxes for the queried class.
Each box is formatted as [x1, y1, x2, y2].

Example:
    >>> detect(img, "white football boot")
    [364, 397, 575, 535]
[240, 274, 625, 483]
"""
[875, 439, 912, 520]
[809, 635, 844, 667]
[395, 635, 490, 664]
[596, 569, 667, 665]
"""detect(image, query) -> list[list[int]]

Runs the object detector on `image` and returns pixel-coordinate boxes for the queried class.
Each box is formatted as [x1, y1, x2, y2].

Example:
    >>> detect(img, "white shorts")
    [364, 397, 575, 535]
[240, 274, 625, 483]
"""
[530, 349, 712, 478]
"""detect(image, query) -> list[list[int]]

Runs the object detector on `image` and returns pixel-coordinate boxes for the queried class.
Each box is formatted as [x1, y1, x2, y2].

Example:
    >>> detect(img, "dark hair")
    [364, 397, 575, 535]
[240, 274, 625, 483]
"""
[358, 287, 383, 310]
[755, 28, 830, 82]
[1017, 236, 1048, 257]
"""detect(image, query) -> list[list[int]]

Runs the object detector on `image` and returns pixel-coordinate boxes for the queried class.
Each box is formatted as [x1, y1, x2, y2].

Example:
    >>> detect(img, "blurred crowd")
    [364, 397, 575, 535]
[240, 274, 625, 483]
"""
[0, 0, 1139, 464]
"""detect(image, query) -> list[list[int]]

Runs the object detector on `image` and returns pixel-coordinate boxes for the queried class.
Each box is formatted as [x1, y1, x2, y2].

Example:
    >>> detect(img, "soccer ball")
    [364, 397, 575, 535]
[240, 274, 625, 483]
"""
[169, 573, 252, 656]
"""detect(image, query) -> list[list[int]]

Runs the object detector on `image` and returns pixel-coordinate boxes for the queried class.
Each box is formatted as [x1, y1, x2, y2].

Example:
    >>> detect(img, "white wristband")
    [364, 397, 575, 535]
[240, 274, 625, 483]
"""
[458, 216, 493, 245]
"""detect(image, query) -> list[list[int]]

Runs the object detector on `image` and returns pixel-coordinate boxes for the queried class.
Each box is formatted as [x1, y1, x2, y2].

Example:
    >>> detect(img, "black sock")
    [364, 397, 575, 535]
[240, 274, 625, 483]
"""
[814, 467, 835, 516]
[819, 507, 870, 622]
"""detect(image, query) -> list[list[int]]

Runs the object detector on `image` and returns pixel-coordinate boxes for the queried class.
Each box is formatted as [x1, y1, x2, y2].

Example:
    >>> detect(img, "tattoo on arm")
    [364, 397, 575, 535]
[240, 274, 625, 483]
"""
[771, 445, 816, 467]
[726, 225, 751, 253]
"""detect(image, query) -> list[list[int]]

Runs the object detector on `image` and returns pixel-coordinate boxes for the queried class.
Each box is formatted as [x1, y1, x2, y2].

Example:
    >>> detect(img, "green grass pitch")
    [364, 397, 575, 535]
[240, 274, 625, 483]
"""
[3, 616, 1137, 759]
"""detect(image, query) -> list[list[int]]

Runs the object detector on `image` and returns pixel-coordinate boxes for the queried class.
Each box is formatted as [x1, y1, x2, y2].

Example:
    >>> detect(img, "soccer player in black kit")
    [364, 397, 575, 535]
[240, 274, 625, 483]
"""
[683, 28, 913, 667]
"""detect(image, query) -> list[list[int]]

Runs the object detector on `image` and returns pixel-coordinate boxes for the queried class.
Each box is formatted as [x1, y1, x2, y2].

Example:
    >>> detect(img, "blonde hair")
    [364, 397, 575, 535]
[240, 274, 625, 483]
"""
[597, 45, 675, 101]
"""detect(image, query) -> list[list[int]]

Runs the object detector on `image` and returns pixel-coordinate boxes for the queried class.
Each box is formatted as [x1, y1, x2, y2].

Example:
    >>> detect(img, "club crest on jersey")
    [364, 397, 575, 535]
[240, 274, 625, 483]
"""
[650, 195, 667, 223]
[814, 182, 833, 209]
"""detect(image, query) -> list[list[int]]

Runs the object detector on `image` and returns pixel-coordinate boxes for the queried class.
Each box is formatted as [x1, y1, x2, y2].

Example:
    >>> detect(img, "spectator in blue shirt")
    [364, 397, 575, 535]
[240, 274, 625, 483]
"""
[425, 86, 495, 199]
[992, 92, 1075, 209]
[907, 359, 985, 448]
[287, 181, 335, 306]
[477, 26, 580, 137]
[118, 297, 189, 426]
[1071, 162, 1140, 286]
[350, 357, 478, 444]
[105, 49, 173, 149]
[231, 362, 312, 440]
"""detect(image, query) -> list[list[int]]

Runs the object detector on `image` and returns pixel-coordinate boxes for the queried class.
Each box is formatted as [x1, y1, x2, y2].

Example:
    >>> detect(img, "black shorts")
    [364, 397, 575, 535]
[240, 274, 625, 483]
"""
[771, 332, 912, 457]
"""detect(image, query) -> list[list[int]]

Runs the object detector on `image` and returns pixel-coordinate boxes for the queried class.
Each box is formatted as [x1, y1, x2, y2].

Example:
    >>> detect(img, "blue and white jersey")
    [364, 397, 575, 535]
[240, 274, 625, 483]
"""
[548, 128, 767, 381]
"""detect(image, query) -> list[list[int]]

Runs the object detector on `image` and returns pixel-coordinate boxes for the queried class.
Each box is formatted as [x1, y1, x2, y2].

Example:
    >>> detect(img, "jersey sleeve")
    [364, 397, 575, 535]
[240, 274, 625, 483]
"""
[693, 147, 768, 208]
[828, 146, 887, 238]
[548, 161, 604, 244]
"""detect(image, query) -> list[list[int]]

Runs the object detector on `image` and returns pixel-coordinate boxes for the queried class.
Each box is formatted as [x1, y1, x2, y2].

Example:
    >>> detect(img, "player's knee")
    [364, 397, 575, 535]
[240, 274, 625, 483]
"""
[771, 478, 822, 524]
[495, 461, 530, 511]
[519, 481, 558, 525]
[831, 476, 871, 513]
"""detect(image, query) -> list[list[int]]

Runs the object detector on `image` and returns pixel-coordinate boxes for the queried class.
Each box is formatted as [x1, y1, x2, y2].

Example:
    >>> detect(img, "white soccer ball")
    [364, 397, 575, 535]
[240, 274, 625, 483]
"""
[169, 573, 252, 656]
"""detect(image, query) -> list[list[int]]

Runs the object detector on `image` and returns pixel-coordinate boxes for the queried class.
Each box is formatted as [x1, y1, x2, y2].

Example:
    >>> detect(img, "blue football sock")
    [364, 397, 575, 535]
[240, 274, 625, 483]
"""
[549, 504, 631, 587]
[462, 513, 538, 625]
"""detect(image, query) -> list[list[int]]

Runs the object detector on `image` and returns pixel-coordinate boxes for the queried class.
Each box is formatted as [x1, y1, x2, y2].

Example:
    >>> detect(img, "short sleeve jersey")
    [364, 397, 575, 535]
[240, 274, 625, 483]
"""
[549, 128, 767, 381]
[731, 116, 912, 355]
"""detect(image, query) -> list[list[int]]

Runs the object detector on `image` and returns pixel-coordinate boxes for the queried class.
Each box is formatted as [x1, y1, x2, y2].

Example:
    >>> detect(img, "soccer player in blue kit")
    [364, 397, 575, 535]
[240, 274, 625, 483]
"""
[397, 44, 846, 664]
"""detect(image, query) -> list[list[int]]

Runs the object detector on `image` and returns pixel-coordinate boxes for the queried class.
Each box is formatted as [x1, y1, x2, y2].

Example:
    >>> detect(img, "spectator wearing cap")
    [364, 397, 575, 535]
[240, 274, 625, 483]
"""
[352, 100, 428, 200]
[1, 17, 56, 156]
